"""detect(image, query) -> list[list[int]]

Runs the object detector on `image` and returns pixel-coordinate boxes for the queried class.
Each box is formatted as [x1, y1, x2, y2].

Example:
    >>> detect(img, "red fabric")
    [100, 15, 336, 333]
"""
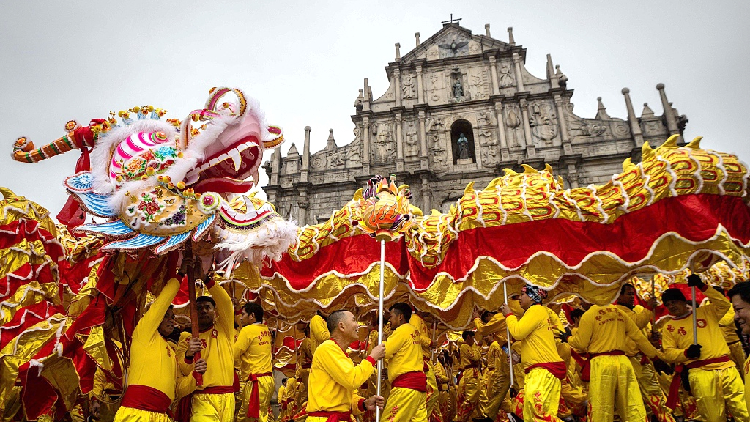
[392, 371, 427, 392]
[246, 373, 273, 418]
[120, 385, 172, 414]
[524, 361, 567, 380]
[58, 125, 96, 229]
[365, 356, 376, 366]
[198, 385, 235, 394]
[307, 411, 353, 422]
[262, 194, 750, 291]
[666, 355, 731, 409]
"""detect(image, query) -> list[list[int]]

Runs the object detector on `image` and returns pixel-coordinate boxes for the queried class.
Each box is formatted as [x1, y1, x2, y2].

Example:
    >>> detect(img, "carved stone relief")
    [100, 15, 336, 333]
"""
[477, 110, 491, 127]
[529, 101, 558, 145]
[467, 68, 489, 100]
[312, 154, 326, 170]
[481, 146, 499, 167]
[371, 122, 396, 163]
[438, 35, 470, 58]
[328, 149, 346, 168]
[478, 129, 495, 146]
[426, 45, 439, 61]
[402, 73, 416, 99]
[468, 40, 481, 54]
[498, 62, 515, 87]
[429, 72, 444, 103]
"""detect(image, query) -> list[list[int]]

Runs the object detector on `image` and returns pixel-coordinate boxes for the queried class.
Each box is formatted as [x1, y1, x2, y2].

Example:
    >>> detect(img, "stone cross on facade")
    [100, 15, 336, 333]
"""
[441, 14, 462, 25]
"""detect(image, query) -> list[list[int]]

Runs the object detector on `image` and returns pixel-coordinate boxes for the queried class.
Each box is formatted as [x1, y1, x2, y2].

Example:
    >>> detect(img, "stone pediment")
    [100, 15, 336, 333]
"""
[399, 24, 510, 64]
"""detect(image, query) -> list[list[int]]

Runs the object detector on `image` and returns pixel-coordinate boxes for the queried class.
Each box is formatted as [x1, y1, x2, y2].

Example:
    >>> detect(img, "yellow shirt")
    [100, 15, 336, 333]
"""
[660, 286, 734, 370]
[459, 343, 481, 371]
[278, 385, 286, 403]
[569, 304, 659, 358]
[506, 304, 564, 369]
[474, 314, 508, 344]
[487, 341, 506, 371]
[408, 314, 433, 359]
[299, 337, 314, 369]
[233, 322, 273, 379]
[307, 339, 373, 413]
[178, 283, 235, 389]
[720, 306, 741, 344]
[617, 305, 654, 356]
[434, 361, 449, 384]
[310, 315, 330, 355]
[384, 323, 424, 381]
[128, 278, 180, 399]
[744, 356, 750, 413]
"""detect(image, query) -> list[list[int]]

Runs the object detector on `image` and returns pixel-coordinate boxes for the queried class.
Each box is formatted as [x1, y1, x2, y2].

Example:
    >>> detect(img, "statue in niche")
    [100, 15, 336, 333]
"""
[452, 79, 464, 100]
[498, 63, 514, 87]
[405, 122, 419, 156]
[402, 74, 415, 99]
[505, 106, 522, 147]
[457, 133, 470, 160]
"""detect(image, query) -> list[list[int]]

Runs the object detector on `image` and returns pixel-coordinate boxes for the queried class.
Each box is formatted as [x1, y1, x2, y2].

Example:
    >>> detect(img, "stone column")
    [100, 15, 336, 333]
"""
[415, 32, 420, 47]
[362, 117, 371, 174]
[621, 88, 644, 147]
[554, 95, 572, 154]
[395, 43, 401, 61]
[494, 102, 509, 160]
[418, 110, 428, 169]
[395, 113, 404, 171]
[300, 126, 311, 183]
[508, 27, 515, 45]
[656, 83, 679, 135]
[416, 65, 425, 104]
[394, 69, 402, 108]
[489, 56, 500, 95]
[520, 99, 534, 157]
[512, 52, 525, 92]
[485, 23, 491, 37]
[421, 176, 431, 212]
[270, 147, 281, 185]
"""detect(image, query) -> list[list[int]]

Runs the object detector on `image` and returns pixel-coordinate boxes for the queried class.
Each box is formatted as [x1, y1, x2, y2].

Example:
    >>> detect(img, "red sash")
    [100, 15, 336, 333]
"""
[120, 385, 172, 415]
[308, 411, 352, 422]
[524, 361, 567, 380]
[570, 350, 590, 382]
[666, 355, 731, 410]
[392, 371, 427, 392]
[246, 373, 273, 418]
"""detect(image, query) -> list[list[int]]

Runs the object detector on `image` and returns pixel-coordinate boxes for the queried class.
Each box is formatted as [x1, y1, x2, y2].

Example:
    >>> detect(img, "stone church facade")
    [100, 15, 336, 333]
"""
[263, 22, 687, 224]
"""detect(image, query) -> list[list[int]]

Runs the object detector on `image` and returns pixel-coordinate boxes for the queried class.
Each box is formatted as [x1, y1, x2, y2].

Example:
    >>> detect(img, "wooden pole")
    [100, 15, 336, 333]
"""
[184, 241, 203, 386]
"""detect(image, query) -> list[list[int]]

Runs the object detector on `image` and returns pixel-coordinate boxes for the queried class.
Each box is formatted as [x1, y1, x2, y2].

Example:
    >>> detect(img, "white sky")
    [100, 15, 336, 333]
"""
[2, 1, 749, 216]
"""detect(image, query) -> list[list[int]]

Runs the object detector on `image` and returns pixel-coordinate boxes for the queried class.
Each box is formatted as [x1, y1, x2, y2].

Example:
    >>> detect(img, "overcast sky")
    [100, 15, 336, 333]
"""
[2, 1, 748, 216]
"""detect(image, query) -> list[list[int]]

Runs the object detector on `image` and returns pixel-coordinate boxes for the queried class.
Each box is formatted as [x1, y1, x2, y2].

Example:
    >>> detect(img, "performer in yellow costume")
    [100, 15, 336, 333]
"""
[659, 275, 750, 422]
[178, 272, 237, 422]
[277, 379, 288, 422]
[306, 310, 384, 422]
[500, 284, 565, 422]
[234, 302, 274, 422]
[434, 354, 454, 422]
[728, 282, 750, 413]
[115, 276, 204, 422]
[471, 310, 510, 422]
[310, 313, 330, 354]
[717, 294, 746, 377]
[569, 290, 662, 422]
[381, 303, 428, 422]
[455, 331, 481, 422]
[297, 325, 314, 409]
[409, 312, 440, 422]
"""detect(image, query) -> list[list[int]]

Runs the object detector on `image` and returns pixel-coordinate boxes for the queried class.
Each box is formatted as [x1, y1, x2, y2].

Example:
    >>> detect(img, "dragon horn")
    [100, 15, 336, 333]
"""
[11, 120, 102, 163]
[263, 125, 284, 148]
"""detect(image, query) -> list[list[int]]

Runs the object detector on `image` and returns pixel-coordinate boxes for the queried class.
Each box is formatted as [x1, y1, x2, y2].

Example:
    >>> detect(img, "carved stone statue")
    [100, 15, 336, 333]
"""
[499, 63, 514, 87]
[453, 79, 464, 100]
[457, 133, 470, 159]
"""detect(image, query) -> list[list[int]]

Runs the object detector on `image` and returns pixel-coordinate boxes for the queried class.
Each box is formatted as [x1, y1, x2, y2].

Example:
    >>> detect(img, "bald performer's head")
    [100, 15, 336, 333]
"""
[327, 310, 359, 343]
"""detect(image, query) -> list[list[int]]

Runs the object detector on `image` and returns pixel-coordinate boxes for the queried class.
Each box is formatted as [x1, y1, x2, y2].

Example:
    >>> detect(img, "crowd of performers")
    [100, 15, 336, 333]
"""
[84, 263, 750, 422]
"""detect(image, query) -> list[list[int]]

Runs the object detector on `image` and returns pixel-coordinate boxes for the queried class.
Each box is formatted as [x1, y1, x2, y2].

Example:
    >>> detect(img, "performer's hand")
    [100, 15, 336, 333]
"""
[499, 304, 511, 316]
[369, 344, 385, 361]
[687, 274, 705, 289]
[508, 387, 518, 399]
[685, 344, 702, 359]
[365, 395, 385, 411]
[646, 297, 658, 310]
[186, 337, 203, 358]
[648, 331, 661, 348]
[90, 399, 101, 420]
[194, 358, 208, 374]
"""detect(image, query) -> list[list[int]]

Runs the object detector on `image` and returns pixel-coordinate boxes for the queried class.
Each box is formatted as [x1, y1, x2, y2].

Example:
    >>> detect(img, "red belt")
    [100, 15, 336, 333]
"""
[666, 355, 731, 409]
[524, 362, 567, 380]
[308, 411, 352, 422]
[392, 371, 427, 392]
[197, 385, 235, 395]
[590, 350, 625, 358]
[120, 385, 172, 416]
[246, 373, 273, 418]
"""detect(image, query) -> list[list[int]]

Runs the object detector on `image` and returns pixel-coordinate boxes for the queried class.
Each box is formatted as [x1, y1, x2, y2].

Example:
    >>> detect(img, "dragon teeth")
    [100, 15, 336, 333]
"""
[229, 149, 243, 172]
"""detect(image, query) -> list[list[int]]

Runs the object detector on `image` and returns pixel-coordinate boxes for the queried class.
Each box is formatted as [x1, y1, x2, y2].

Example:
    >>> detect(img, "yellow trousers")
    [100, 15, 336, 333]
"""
[523, 367, 562, 422]
[438, 387, 454, 422]
[586, 355, 645, 422]
[237, 376, 275, 422]
[426, 366, 439, 422]
[113, 407, 171, 422]
[297, 369, 310, 407]
[629, 357, 675, 422]
[688, 366, 750, 422]
[479, 367, 510, 420]
[456, 369, 480, 422]
[381, 387, 427, 422]
[190, 392, 235, 422]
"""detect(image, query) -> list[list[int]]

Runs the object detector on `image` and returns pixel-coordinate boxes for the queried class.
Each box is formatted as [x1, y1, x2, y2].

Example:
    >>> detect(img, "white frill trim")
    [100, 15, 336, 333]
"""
[215, 218, 299, 277]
